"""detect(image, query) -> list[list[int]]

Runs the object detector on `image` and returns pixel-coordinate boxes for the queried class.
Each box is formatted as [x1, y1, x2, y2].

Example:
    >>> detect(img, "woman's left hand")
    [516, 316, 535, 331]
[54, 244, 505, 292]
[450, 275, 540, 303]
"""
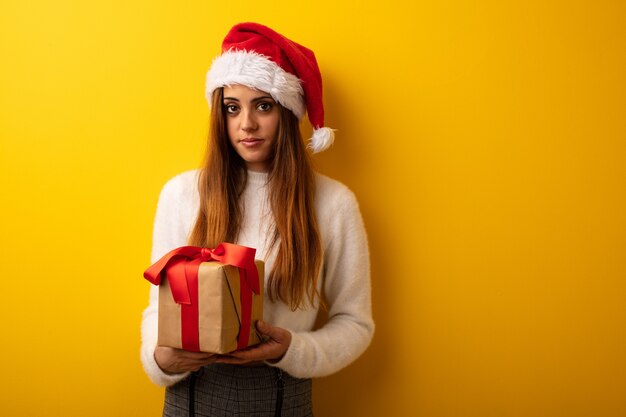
[216, 321, 291, 365]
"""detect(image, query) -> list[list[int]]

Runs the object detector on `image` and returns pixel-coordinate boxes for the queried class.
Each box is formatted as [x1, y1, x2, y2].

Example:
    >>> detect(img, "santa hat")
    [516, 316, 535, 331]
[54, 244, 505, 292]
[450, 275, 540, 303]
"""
[205, 22, 334, 153]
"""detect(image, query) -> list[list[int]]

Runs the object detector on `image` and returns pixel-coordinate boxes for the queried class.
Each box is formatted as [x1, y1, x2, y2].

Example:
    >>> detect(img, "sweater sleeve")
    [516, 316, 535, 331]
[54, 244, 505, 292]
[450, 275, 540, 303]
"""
[270, 187, 375, 378]
[140, 173, 196, 387]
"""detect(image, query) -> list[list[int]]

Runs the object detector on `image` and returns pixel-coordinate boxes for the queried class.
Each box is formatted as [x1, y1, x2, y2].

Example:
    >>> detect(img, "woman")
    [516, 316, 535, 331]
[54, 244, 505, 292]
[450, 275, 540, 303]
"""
[141, 22, 374, 417]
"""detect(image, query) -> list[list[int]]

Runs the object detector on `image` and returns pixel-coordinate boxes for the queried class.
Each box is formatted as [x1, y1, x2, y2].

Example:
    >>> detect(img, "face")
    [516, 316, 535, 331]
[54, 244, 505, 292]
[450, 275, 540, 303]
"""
[223, 85, 280, 172]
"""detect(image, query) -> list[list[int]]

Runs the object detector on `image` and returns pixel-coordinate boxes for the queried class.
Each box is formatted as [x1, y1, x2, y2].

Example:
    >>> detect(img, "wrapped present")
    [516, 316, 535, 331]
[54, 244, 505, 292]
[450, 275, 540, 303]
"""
[144, 243, 264, 353]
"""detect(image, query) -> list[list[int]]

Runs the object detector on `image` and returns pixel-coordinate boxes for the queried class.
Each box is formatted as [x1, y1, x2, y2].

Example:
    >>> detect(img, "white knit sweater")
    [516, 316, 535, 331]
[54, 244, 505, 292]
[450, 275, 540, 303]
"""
[140, 170, 374, 386]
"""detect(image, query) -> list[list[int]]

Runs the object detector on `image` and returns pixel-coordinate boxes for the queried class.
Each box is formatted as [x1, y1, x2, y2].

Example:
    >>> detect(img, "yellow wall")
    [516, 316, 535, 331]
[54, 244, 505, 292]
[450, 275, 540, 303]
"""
[1, 1, 624, 416]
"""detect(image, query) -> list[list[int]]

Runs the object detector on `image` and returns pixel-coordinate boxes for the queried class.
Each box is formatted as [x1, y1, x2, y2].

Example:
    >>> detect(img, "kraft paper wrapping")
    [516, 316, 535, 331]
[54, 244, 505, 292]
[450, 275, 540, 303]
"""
[157, 260, 264, 354]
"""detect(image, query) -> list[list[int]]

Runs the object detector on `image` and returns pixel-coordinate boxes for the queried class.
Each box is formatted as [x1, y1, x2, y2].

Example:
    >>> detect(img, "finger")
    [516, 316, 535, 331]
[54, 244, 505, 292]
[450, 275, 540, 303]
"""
[181, 351, 215, 360]
[256, 321, 274, 336]
[191, 357, 216, 366]
[181, 358, 216, 372]
[216, 356, 250, 365]
[228, 349, 258, 360]
[226, 350, 251, 360]
[232, 343, 281, 362]
[256, 321, 287, 341]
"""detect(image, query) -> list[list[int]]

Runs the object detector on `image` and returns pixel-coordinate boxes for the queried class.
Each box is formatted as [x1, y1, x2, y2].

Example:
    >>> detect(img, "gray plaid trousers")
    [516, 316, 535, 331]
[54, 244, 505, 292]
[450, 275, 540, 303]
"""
[162, 363, 313, 417]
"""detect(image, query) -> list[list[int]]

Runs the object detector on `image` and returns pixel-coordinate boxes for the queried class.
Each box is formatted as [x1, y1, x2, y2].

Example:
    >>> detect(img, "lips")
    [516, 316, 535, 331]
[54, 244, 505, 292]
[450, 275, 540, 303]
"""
[239, 138, 264, 148]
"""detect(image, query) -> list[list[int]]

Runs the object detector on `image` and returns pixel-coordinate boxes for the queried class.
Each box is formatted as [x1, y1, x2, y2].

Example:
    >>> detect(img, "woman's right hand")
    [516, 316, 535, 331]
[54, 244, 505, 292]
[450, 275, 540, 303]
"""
[154, 346, 218, 374]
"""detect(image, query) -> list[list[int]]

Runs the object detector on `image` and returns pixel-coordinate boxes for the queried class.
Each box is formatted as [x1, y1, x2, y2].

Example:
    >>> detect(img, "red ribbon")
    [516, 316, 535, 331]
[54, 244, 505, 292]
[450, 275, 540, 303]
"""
[144, 243, 260, 352]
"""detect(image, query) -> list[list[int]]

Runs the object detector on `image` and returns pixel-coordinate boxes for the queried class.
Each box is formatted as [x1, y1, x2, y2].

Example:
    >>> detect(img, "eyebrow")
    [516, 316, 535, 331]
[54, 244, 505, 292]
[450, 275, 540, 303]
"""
[223, 95, 274, 103]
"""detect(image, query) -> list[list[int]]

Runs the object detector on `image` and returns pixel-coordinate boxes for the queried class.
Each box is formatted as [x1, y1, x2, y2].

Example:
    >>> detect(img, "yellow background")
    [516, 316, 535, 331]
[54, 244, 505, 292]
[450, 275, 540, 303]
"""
[1, 1, 624, 416]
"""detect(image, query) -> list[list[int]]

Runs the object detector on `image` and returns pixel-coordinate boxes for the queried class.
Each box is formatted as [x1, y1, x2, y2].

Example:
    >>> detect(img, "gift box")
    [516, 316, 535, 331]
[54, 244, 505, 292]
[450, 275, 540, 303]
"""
[144, 243, 264, 354]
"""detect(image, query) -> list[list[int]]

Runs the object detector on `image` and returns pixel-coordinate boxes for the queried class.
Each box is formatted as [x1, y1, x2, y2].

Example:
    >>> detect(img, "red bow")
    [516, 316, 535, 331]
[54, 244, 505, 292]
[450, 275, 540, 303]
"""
[144, 243, 260, 351]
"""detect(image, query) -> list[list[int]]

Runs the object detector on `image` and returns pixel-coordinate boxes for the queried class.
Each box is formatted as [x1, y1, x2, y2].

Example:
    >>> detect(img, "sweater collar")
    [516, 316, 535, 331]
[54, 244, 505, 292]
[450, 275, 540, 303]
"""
[247, 170, 269, 187]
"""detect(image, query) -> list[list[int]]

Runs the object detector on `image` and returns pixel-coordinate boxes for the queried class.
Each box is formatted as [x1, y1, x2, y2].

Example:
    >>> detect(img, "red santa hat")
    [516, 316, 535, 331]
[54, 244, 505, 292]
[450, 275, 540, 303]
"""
[205, 22, 334, 153]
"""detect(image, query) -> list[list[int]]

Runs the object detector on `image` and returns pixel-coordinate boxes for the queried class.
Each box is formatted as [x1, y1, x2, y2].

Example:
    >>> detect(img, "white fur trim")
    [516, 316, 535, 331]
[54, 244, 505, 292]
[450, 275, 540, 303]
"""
[308, 127, 335, 153]
[206, 50, 306, 119]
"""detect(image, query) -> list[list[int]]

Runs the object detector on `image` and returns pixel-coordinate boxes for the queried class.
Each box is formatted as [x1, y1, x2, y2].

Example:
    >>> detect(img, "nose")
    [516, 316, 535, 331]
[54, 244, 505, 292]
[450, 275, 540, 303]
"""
[240, 109, 258, 132]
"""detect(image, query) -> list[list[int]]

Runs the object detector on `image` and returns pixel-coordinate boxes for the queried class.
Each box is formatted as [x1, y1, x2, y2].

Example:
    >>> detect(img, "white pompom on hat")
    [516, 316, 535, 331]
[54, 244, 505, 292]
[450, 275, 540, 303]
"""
[206, 22, 335, 153]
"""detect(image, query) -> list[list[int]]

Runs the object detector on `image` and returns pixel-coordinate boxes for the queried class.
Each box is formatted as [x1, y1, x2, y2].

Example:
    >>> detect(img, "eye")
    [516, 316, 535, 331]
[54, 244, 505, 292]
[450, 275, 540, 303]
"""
[257, 102, 273, 112]
[223, 103, 239, 114]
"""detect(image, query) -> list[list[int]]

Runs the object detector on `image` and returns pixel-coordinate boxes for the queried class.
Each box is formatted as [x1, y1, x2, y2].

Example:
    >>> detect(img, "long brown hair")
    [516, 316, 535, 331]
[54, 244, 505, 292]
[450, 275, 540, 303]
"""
[189, 88, 322, 310]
